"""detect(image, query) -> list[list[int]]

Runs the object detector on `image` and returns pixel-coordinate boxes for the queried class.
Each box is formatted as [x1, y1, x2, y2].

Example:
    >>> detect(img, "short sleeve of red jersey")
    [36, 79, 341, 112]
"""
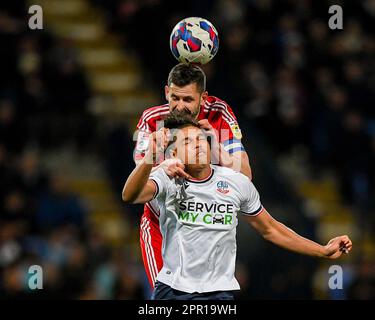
[204, 97, 245, 155]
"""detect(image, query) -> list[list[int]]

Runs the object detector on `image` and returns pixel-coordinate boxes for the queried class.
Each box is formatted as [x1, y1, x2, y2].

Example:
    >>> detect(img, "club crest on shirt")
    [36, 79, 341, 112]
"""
[229, 121, 242, 140]
[217, 181, 229, 194]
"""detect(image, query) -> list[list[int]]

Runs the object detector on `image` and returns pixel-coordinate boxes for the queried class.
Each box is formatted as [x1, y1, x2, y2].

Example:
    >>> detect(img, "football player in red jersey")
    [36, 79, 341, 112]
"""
[132, 63, 252, 287]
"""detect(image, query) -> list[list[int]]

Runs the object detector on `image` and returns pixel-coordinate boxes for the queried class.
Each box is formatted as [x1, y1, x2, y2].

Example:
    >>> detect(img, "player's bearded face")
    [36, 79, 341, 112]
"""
[165, 83, 206, 119]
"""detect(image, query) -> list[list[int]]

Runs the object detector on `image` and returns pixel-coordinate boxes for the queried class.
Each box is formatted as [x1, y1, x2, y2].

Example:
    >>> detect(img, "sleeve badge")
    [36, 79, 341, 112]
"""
[230, 122, 242, 140]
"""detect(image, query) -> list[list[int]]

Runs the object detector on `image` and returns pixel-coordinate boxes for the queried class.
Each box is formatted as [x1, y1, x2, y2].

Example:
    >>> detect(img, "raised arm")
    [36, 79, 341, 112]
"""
[244, 208, 352, 259]
[122, 159, 156, 204]
[122, 131, 163, 204]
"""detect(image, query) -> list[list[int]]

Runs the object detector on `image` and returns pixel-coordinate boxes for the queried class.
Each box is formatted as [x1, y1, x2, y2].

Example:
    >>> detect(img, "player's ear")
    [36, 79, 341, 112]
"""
[201, 91, 208, 103]
[164, 85, 170, 101]
[170, 148, 177, 158]
[165, 140, 177, 159]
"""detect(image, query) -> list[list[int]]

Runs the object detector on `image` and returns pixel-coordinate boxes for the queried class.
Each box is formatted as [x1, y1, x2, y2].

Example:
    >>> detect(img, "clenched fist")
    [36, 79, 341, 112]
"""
[323, 235, 353, 259]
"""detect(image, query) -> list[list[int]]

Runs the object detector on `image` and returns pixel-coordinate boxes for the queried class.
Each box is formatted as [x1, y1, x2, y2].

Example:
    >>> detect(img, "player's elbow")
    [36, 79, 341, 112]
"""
[121, 189, 136, 204]
[122, 190, 145, 204]
[262, 228, 278, 242]
[258, 219, 278, 242]
[121, 193, 131, 204]
[261, 220, 287, 244]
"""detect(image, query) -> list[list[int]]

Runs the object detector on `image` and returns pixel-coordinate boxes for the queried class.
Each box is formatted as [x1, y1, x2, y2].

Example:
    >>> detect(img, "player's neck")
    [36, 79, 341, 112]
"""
[186, 164, 212, 181]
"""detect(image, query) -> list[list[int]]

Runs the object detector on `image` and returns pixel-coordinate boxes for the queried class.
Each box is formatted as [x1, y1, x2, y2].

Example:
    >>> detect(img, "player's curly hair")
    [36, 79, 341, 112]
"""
[168, 63, 206, 93]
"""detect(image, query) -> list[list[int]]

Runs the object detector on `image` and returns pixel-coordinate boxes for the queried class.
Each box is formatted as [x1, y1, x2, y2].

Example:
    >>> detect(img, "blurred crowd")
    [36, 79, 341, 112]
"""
[0, 1, 145, 299]
[0, 0, 374, 299]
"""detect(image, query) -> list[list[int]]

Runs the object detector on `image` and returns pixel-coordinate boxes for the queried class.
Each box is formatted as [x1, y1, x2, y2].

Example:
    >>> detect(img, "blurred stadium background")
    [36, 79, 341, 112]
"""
[0, 0, 374, 299]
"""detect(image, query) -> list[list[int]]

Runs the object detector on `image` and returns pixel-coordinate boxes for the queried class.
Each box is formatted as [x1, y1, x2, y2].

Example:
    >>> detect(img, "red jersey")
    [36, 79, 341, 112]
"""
[134, 96, 244, 162]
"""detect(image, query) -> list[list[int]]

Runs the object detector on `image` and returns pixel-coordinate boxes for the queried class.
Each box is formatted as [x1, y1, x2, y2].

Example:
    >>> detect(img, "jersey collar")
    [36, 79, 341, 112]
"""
[186, 167, 214, 184]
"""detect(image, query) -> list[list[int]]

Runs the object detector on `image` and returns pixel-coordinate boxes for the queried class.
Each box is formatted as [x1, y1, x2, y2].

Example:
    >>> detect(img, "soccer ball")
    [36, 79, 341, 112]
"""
[170, 17, 219, 65]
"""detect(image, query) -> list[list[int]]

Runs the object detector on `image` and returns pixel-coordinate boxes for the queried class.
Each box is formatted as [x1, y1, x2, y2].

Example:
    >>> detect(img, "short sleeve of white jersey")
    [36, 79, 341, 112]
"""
[239, 177, 263, 216]
[149, 168, 169, 200]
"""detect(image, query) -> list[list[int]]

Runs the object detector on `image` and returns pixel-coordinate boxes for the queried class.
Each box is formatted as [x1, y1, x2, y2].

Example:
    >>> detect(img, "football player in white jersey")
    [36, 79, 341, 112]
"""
[122, 114, 353, 300]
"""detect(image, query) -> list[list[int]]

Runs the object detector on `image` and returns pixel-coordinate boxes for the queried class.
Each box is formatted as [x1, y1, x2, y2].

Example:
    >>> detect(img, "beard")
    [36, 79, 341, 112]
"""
[170, 104, 200, 119]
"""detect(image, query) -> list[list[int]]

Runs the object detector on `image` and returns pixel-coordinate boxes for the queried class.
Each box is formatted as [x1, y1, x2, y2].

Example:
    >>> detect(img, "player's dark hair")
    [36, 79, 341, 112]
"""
[168, 63, 206, 93]
[164, 112, 200, 130]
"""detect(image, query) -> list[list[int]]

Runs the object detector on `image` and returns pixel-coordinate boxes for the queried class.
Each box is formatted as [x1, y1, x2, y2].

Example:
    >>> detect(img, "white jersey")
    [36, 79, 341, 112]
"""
[149, 165, 263, 293]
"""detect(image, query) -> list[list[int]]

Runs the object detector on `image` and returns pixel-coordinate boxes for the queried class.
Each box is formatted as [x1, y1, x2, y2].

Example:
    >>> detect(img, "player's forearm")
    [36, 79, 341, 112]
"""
[263, 219, 326, 258]
[220, 148, 252, 179]
[122, 156, 154, 203]
[236, 153, 252, 179]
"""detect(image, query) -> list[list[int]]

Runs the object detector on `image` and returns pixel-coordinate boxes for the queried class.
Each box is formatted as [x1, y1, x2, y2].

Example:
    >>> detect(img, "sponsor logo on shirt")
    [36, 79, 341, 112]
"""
[212, 214, 225, 224]
[177, 201, 235, 225]
[177, 211, 233, 225]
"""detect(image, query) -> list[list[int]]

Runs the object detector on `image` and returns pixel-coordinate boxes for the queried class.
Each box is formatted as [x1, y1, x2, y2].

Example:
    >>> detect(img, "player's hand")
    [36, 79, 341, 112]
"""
[144, 128, 169, 164]
[198, 119, 215, 134]
[159, 158, 192, 179]
[198, 119, 221, 164]
[323, 235, 353, 259]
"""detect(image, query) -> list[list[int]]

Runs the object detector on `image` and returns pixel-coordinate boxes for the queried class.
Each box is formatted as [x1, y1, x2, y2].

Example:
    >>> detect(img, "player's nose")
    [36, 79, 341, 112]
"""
[175, 103, 185, 111]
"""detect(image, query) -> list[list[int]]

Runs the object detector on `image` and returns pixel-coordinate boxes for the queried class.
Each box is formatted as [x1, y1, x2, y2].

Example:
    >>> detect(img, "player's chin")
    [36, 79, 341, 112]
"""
[187, 160, 209, 170]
